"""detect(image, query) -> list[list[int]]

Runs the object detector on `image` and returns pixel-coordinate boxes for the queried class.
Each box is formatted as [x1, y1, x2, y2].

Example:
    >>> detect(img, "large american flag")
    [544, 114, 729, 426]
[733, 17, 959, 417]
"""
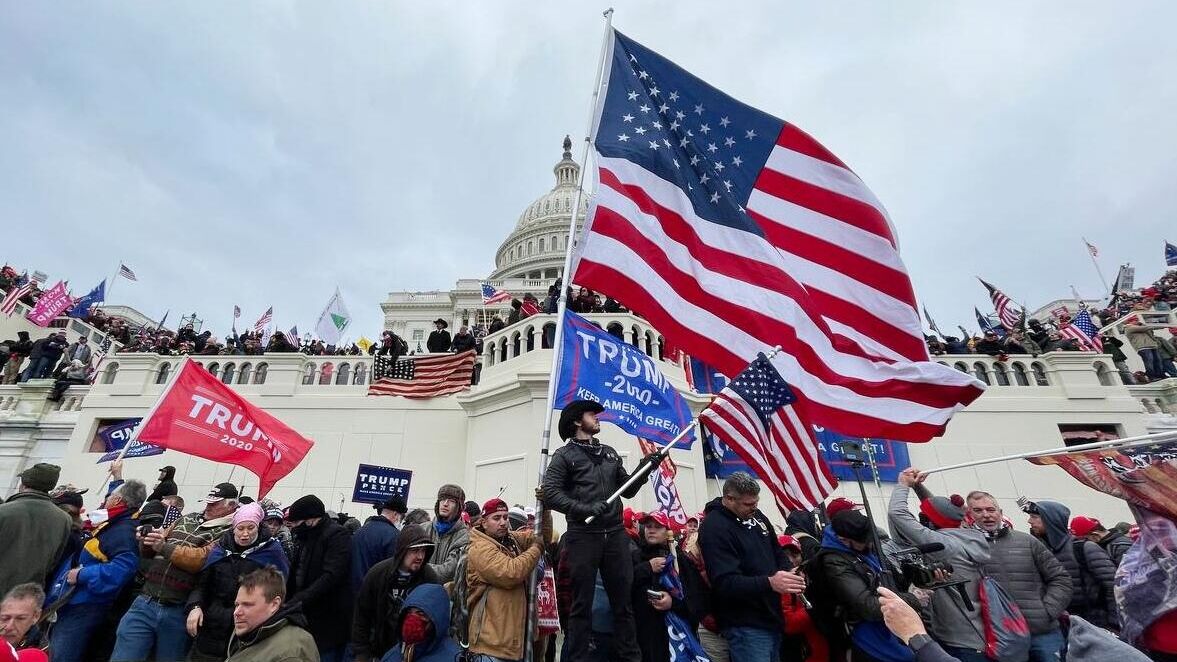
[481, 282, 512, 305]
[571, 30, 984, 442]
[253, 307, 273, 334]
[979, 279, 1022, 330]
[368, 350, 477, 398]
[1, 281, 35, 316]
[1058, 308, 1102, 352]
[699, 354, 836, 513]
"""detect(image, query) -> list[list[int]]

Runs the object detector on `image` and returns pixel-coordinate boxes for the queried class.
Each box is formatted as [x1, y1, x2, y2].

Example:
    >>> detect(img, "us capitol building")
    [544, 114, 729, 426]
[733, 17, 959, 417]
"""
[2, 138, 1174, 524]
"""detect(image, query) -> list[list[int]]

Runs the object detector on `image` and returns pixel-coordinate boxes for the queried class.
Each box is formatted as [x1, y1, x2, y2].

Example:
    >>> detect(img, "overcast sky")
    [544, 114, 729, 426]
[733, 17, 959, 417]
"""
[2, 3, 1175, 341]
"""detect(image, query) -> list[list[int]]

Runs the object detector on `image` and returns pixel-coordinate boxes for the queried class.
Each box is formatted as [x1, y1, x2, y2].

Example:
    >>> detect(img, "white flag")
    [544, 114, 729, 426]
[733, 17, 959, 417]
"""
[314, 289, 352, 345]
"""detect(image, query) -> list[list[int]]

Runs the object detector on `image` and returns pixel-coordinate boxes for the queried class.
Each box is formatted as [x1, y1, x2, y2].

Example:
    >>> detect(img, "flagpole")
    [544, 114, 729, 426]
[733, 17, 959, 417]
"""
[526, 11, 614, 660]
[1082, 237, 1111, 295]
[922, 430, 1177, 476]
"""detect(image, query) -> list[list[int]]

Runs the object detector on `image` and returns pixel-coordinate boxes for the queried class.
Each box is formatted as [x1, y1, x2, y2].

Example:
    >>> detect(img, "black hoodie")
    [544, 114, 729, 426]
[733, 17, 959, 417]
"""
[785, 509, 821, 561]
[351, 524, 441, 658]
[147, 466, 178, 501]
[697, 496, 789, 631]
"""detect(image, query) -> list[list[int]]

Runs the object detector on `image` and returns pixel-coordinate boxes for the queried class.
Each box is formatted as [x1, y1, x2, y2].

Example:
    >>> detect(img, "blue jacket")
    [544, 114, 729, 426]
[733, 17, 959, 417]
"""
[380, 584, 461, 662]
[350, 515, 400, 593]
[46, 507, 139, 607]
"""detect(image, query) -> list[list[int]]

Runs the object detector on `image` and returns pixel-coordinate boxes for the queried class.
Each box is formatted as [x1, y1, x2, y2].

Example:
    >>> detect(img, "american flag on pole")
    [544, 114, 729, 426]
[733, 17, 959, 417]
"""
[1, 281, 35, 316]
[282, 326, 300, 347]
[118, 264, 138, 281]
[368, 350, 476, 398]
[253, 307, 272, 334]
[571, 30, 983, 442]
[699, 353, 836, 514]
[1058, 308, 1103, 352]
[233, 305, 241, 319]
[1084, 238, 1099, 258]
[978, 279, 1022, 330]
[480, 282, 512, 305]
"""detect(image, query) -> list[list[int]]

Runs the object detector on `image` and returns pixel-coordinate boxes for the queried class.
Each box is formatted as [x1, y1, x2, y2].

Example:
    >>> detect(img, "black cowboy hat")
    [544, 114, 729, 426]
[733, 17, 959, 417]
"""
[433, 318, 449, 328]
[558, 399, 605, 440]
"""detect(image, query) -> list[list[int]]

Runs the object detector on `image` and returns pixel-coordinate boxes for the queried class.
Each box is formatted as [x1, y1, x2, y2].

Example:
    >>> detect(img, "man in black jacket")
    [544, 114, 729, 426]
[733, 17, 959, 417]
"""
[1069, 516, 1134, 566]
[284, 494, 353, 662]
[351, 524, 438, 662]
[426, 319, 451, 353]
[697, 472, 806, 661]
[543, 399, 655, 661]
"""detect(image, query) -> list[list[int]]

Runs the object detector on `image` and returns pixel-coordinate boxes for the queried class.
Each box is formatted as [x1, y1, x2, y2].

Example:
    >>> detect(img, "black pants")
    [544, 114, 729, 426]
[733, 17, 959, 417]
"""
[560, 528, 640, 661]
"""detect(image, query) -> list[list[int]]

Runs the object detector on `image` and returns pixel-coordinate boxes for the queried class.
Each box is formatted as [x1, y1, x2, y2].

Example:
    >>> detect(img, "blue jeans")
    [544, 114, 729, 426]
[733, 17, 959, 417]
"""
[1140, 349, 1167, 380]
[111, 595, 191, 661]
[722, 626, 781, 661]
[20, 356, 52, 381]
[1029, 629, 1065, 662]
[50, 603, 110, 662]
[943, 646, 990, 662]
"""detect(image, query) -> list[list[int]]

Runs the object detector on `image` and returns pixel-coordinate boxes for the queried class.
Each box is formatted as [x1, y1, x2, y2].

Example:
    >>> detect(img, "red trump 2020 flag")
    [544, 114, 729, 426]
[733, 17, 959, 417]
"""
[136, 358, 314, 498]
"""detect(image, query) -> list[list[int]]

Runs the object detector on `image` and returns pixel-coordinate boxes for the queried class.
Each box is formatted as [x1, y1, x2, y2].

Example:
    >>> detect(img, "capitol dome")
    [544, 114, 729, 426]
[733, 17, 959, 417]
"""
[488, 136, 589, 281]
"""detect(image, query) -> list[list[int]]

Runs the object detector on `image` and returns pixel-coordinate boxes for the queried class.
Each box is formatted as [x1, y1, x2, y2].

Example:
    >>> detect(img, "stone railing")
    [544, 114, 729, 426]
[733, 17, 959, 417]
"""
[92, 352, 381, 393]
[480, 313, 673, 373]
[1128, 381, 1177, 414]
[0, 382, 89, 420]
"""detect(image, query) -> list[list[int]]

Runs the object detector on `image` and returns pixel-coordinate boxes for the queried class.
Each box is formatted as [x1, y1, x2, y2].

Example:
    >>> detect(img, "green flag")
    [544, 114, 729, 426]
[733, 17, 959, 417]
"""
[315, 289, 352, 344]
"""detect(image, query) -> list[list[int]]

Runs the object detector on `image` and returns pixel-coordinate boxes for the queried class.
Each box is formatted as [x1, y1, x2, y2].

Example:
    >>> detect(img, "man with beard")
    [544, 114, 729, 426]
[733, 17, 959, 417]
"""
[427, 484, 470, 583]
[284, 494, 353, 662]
[464, 498, 545, 661]
[351, 496, 408, 593]
[1024, 499, 1118, 631]
[631, 512, 695, 662]
[543, 399, 658, 661]
[352, 524, 438, 662]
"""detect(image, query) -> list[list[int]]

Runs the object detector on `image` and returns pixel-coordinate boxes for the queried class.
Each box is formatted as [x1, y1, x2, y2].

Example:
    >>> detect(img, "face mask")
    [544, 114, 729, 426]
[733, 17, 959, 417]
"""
[291, 522, 314, 539]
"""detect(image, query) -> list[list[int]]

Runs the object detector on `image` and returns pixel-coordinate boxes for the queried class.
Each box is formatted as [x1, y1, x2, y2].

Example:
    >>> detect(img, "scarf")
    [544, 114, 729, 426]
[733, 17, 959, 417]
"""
[434, 519, 456, 536]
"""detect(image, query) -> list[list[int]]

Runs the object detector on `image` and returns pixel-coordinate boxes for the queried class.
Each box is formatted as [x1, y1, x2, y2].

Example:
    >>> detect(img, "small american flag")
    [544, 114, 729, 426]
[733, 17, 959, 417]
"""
[282, 326, 300, 347]
[368, 350, 477, 398]
[1084, 238, 1099, 258]
[699, 353, 837, 514]
[520, 299, 541, 316]
[233, 305, 241, 319]
[1, 281, 35, 316]
[1059, 308, 1102, 352]
[481, 282, 512, 305]
[979, 279, 1022, 330]
[253, 307, 273, 334]
[118, 264, 138, 281]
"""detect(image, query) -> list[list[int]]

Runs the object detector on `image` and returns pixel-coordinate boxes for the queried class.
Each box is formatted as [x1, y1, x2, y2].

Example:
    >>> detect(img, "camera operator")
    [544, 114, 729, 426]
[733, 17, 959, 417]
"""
[889, 469, 993, 662]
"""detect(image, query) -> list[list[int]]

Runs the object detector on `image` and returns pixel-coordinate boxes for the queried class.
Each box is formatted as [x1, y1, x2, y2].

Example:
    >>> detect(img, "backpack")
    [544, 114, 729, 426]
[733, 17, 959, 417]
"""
[449, 551, 472, 646]
[1072, 540, 1108, 614]
[977, 574, 1031, 661]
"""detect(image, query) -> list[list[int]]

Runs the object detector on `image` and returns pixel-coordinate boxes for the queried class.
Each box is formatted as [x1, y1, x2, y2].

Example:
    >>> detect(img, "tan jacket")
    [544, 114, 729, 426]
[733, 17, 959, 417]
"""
[465, 526, 542, 660]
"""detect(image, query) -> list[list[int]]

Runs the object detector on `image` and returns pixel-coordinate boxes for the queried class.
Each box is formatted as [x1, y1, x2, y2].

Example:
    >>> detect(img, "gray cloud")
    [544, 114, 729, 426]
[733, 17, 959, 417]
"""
[1, 2, 1174, 339]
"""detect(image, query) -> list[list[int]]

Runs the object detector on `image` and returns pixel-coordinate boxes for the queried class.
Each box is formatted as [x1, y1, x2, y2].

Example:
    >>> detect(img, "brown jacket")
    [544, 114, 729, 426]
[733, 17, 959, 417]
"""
[465, 526, 542, 660]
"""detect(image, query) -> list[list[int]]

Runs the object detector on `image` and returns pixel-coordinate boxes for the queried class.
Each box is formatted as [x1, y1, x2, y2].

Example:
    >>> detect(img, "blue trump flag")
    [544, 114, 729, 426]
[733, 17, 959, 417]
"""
[67, 280, 105, 318]
[813, 426, 911, 483]
[555, 310, 694, 449]
[1167, 241, 1177, 268]
[95, 418, 164, 463]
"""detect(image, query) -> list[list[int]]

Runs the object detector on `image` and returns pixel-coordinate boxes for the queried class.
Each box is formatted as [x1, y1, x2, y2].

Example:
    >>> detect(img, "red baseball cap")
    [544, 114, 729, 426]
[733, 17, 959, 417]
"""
[1069, 516, 1101, 538]
[641, 511, 672, 530]
[480, 498, 508, 518]
[623, 507, 635, 527]
[826, 497, 860, 518]
[778, 534, 801, 551]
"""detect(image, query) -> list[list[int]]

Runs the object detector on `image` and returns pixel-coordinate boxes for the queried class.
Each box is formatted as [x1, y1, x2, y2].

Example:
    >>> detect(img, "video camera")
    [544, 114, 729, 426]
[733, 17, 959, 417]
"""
[892, 542, 975, 610]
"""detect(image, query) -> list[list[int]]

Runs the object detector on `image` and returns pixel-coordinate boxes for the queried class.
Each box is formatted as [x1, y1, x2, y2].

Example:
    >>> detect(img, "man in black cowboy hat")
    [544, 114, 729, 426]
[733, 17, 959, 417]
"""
[426, 318, 451, 353]
[542, 399, 657, 660]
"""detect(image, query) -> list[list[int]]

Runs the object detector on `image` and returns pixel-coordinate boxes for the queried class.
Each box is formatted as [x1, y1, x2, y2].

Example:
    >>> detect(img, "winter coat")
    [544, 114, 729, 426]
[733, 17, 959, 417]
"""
[426, 519, 469, 584]
[975, 339, 1004, 356]
[287, 517, 353, 649]
[465, 526, 542, 660]
[226, 603, 319, 662]
[138, 511, 235, 604]
[62, 342, 92, 366]
[0, 491, 74, 597]
[1034, 500, 1118, 629]
[188, 531, 290, 658]
[697, 496, 788, 631]
[808, 527, 917, 662]
[40, 336, 67, 364]
[1102, 335, 1129, 363]
[147, 466, 178, 501]
[450, 332, 476, 354]
[1097, 530, 1134, 567]
[887, 485, 991, 651]
[352, 524, 440, 659]
[351, 515, 401, 593]
[426, 330, 451, 353]
[631, 541, 693, 662]
[542, 439, 644, 532]
[379, 584, 461, 662]
[46, 506, 139, 607]
[976, 525, 1071, 634]
[1124, 323, 1164, 351]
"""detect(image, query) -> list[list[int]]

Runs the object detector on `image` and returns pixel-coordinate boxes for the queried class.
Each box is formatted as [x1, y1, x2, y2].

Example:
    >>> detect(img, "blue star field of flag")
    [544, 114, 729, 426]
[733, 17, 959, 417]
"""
[725, 354, 797, 428]
[595, 31, 785, 234]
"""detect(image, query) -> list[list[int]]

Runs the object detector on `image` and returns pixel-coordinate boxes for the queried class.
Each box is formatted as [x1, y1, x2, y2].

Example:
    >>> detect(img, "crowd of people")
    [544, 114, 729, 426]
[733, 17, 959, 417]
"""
[0, 399, 1170, 662]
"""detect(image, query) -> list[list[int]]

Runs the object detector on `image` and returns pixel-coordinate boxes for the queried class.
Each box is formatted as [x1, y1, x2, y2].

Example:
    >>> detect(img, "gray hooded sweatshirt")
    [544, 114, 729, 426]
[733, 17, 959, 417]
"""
[1033, 500, 1119, 630]
[888, 485, 992, 652]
